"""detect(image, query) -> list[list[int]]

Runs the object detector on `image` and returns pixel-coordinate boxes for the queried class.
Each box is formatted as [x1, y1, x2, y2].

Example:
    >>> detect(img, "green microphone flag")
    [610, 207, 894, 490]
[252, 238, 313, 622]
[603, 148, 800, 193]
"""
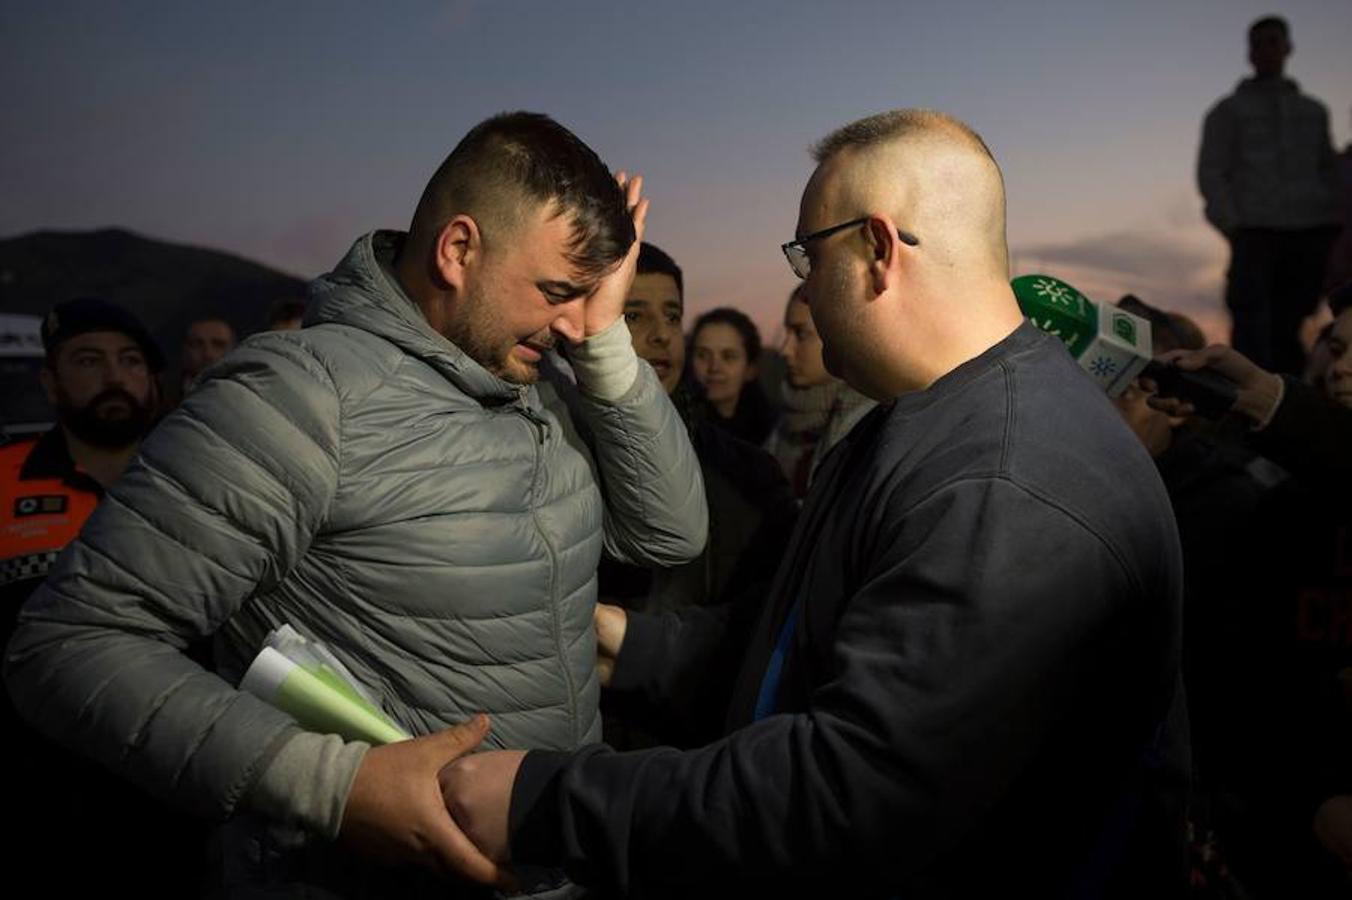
[1011, 274, 1153, 397]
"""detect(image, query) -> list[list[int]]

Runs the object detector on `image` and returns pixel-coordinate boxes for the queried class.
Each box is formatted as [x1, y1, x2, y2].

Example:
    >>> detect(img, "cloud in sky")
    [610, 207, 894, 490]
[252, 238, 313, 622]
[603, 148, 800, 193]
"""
[1014, 224, 1232, 342]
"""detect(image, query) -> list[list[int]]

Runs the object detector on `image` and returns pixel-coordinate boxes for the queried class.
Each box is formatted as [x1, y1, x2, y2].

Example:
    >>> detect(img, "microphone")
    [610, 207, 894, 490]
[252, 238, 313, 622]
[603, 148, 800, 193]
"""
[1138, 360, 1238, 419]
[1011, 274, 1237, 418]
[1011, 274, 1151, 396]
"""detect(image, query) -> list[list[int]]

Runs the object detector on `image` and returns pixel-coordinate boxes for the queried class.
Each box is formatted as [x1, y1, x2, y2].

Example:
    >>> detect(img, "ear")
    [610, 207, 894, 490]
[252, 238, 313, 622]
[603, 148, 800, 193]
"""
[431, 215, 481, 291]
[864, 215, 906, 296]
[40, 365, 57, 405]
[745, 362, 759, 383]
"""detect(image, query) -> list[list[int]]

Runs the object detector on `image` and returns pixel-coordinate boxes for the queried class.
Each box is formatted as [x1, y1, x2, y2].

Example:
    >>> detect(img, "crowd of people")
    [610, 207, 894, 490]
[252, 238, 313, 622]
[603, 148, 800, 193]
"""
[2, 14, 1351, 899]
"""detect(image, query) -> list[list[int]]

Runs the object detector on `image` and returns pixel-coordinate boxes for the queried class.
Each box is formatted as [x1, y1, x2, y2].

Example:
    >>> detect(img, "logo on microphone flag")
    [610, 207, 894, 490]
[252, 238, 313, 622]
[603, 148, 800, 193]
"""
[1012, 274, 1153, 397]
[1088, 310, 1151, 395]
[1112, 314, 1138, 345]
[1019, 276, 1097, 358]
[1089, 355, 1120, 378]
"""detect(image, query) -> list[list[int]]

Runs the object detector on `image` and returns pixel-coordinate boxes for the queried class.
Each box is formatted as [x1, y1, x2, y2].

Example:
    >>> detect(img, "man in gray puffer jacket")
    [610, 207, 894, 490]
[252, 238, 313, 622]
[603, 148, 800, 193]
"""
[4, 112, 706, 896]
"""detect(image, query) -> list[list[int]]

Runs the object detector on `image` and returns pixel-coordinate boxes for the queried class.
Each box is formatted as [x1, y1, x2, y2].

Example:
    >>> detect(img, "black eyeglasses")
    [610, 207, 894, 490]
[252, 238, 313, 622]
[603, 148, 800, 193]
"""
[781, 217, 920, 279]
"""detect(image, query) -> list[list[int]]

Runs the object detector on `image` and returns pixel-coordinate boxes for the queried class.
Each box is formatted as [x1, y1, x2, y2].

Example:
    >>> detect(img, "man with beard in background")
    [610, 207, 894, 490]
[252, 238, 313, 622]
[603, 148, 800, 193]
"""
[0, 297, 206, 896]
[1, 296, 162, 614]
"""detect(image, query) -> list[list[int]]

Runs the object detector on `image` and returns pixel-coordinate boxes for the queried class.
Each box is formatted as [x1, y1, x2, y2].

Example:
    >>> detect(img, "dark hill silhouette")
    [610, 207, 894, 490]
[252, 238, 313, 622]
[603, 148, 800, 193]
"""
[0, 228, 308, 361]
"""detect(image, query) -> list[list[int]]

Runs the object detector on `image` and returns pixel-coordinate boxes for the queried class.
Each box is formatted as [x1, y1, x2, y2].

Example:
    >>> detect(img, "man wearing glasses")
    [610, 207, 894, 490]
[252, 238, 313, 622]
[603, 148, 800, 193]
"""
[442, 109, 1189, 898]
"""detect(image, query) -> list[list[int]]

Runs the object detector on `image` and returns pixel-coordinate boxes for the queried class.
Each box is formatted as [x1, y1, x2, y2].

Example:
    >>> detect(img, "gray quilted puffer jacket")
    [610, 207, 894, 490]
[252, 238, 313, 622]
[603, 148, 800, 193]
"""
[4, 231, 707, 834]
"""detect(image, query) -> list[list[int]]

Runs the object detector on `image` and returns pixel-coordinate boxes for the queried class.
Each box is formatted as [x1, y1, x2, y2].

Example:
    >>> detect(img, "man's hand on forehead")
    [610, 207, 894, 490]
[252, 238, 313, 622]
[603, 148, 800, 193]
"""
[582, 172, 650, 338]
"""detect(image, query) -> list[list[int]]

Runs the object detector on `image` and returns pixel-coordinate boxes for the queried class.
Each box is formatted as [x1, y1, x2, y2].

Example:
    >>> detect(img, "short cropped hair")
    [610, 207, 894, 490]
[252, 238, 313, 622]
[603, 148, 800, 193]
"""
[410, 112, 633, 280]
[1249, 15, 1289, 41]
[690, 307, 762, 365]
[810, 108, 996, 165]
[637, 242, 683, 299]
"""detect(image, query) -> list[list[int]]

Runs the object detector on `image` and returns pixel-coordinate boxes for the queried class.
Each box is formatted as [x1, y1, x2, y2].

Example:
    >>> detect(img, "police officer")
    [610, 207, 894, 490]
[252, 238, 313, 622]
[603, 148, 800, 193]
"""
[1, 296, 163, 618]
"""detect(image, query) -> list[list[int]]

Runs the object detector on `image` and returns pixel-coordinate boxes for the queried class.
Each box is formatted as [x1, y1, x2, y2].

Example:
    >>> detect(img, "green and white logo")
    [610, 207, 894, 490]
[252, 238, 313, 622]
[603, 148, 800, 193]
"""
[1011, 275, 1097, 358]
[1112, 313, 1138, 346]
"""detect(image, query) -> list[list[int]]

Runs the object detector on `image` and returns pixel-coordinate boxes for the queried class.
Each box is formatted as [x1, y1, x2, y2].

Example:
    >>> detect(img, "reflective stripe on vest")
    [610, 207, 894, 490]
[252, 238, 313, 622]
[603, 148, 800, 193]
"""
[0, 440, 101, 586]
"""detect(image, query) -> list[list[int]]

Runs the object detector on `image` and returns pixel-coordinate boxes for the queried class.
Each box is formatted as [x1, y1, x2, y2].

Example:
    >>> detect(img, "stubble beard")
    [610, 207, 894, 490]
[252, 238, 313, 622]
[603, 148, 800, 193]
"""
[444, 282, 540, 386]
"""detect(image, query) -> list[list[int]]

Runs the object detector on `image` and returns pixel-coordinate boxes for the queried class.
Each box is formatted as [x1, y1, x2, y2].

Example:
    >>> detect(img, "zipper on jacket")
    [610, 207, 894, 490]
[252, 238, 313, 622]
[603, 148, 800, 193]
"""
[524, 413, 580, 745]
[515, 386, 548, 445]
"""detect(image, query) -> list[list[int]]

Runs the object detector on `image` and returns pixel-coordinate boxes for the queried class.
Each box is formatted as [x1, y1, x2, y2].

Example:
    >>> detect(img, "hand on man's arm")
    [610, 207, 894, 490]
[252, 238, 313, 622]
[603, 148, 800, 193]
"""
[339, 714, 513, 887]
[439, 748, 526, 868]
[434, 599, 735, 881]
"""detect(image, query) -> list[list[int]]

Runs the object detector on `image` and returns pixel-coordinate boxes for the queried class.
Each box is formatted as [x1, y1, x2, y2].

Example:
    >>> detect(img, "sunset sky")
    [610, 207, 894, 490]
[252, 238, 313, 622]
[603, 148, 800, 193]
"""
[4, 0, 1350, 344]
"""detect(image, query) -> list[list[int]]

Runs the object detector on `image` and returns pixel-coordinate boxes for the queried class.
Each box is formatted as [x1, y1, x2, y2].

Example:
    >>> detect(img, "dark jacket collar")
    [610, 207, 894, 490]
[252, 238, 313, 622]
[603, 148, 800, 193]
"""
[18, 427, 104, 496]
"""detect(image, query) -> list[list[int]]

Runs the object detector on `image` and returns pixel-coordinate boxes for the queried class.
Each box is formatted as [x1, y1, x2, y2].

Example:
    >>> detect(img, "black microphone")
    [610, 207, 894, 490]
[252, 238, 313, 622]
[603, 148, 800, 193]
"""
[1139, 360, 1237, 419]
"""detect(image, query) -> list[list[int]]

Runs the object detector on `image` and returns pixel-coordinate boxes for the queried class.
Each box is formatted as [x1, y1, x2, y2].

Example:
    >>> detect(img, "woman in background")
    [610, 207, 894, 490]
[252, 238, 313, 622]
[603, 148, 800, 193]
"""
[688, 307, 777, 445]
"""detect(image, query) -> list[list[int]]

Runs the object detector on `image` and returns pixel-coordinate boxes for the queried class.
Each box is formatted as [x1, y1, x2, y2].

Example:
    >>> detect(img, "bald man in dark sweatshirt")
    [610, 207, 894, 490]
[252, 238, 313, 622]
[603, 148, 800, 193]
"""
[441, 109, 1189, 899]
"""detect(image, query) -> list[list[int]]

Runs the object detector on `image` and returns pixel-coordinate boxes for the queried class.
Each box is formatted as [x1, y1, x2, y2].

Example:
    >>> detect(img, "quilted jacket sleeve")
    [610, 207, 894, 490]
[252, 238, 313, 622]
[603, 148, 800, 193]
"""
[4, 335, 342, 821]
[565, 323, 708, 568]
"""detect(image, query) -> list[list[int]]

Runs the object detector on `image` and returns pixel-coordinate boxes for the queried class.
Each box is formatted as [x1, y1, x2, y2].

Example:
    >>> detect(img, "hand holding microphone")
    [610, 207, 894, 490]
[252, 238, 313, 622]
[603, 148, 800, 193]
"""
[1011, 274, 1239, 419]
[1148, 344, 1284, 427]
[1138, 359, 1243, 420]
